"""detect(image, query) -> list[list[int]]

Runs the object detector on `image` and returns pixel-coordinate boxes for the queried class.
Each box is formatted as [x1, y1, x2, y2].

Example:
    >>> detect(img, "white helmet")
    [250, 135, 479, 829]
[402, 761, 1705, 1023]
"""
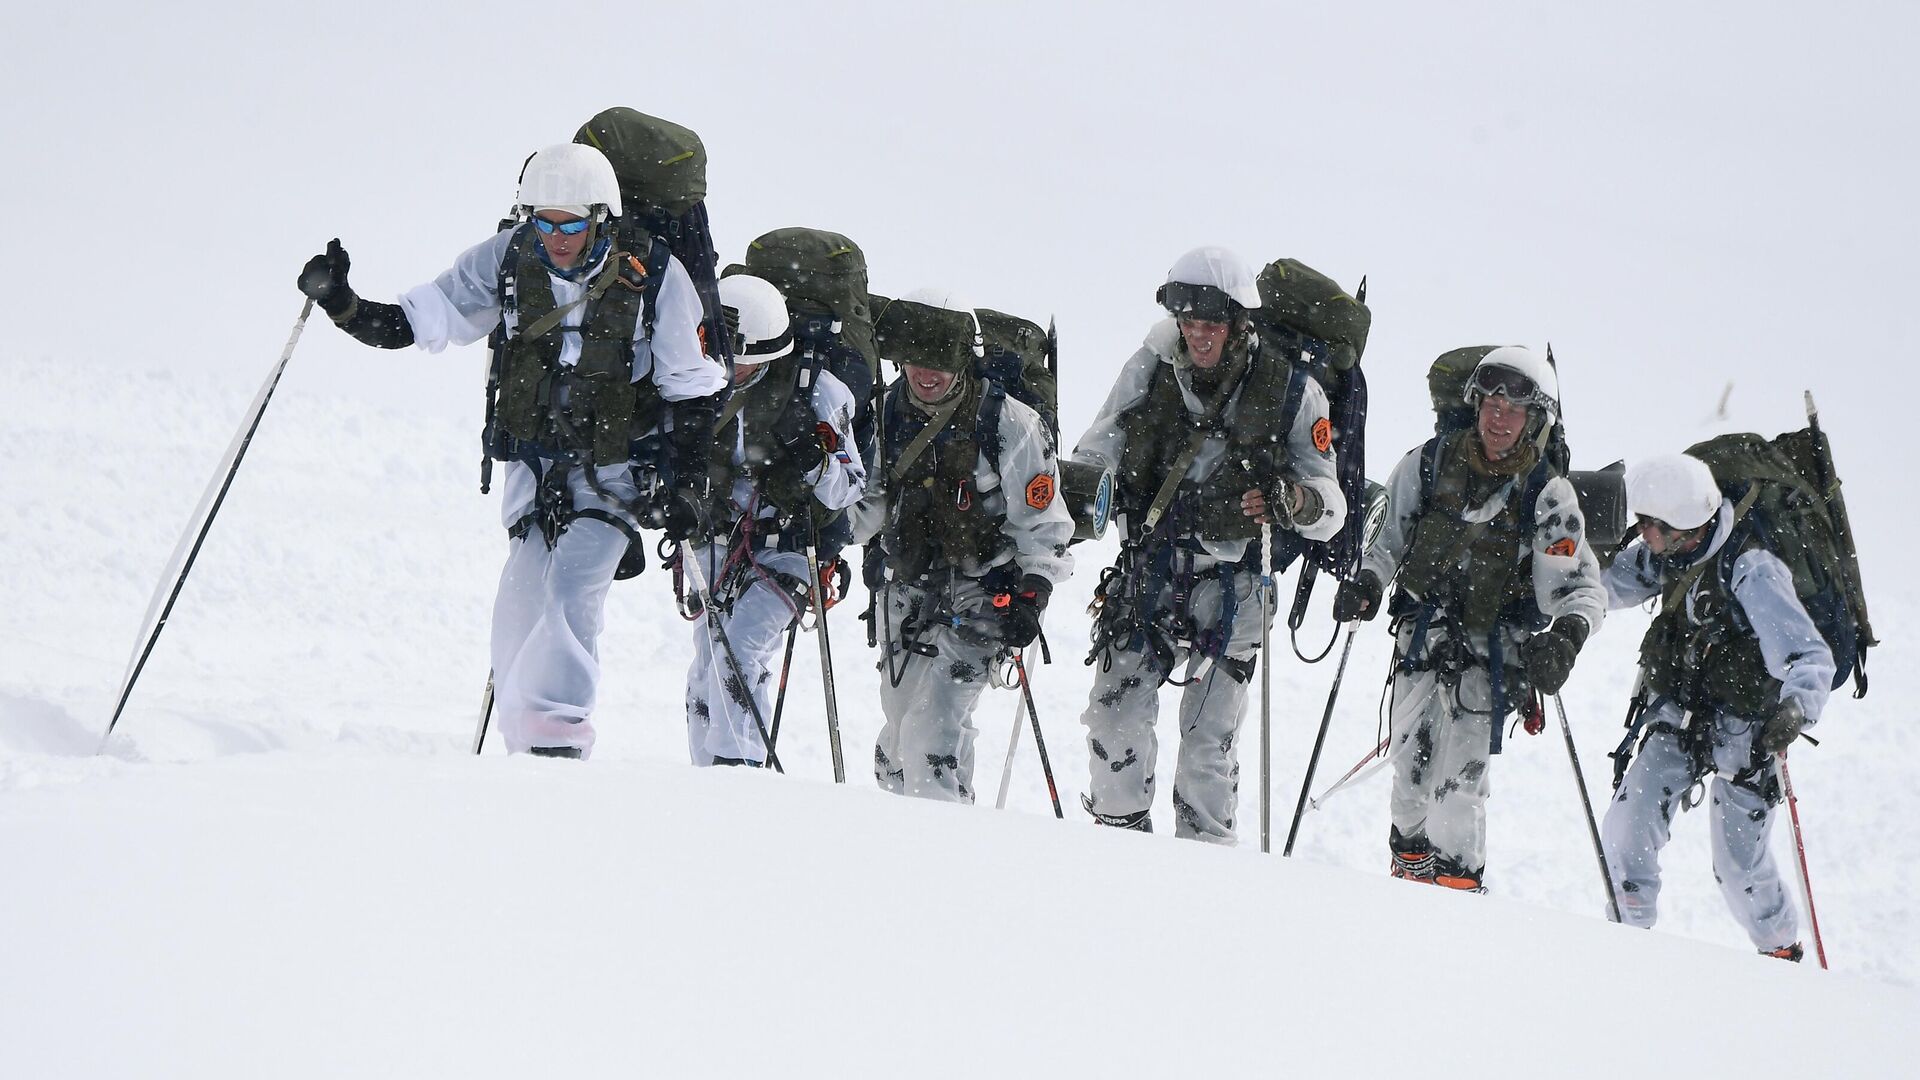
[515, 144, 622, 218]
[900, 286, 985, 358]
[1627, 453, 1721, 531]
[1466, 345, 1560, 418]
[1158, 246, 1262, 318]
[718, 275, 794, 365]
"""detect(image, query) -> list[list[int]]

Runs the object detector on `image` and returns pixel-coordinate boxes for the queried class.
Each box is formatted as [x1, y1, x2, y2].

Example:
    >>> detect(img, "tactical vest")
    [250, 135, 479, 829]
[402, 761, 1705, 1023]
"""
[706, 355, 818, 520]
[1392, 431, 1553, 636]
[1641, 530, 1781, 719]
[1114, 337, 1308, 541]
[881, 377, 1008, 580]
[493, 226, 668, 466]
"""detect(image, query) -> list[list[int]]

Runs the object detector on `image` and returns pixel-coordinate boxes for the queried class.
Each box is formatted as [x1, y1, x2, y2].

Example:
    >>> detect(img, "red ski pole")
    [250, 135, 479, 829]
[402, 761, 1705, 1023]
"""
[1778, 753, 1829, 969]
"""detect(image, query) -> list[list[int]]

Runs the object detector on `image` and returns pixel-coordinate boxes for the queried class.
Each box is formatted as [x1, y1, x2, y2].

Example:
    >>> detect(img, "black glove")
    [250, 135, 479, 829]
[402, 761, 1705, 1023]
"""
[1522, 615, 1589, 696]
[658, 483, 707, 543]
[753, 401, 829, 466]
[298, 238, 356, 319]
[1333, 570, 1384, 623]
[996, 573, 1052, 649]
[1760, 698, 1807, 755]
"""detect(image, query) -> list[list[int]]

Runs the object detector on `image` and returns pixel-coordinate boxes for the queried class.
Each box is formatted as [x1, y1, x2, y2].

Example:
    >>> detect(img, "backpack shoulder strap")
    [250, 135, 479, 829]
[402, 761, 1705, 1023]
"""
[1520, 456, 1554, 531]
[635, 233, 672, 340]
[976, 378, 1008, 473]
[1418, 436, 1444, 508]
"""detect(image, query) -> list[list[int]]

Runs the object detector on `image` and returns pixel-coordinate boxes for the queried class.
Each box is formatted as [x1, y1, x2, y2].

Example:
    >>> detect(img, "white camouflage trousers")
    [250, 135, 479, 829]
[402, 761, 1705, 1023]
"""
[872, 577, 1006, 803]
[1601, 703, 1800, 951]
[489, 466, 641, 758]
[1386, 625, 1514, 877]
[684, 545, 806, 767]
[1080, 561, 1267, 843]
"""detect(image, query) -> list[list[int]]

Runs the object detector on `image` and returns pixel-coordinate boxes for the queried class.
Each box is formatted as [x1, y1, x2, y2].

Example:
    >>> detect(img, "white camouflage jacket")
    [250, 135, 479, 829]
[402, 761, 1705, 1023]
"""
[394, 227, 725, 528]
[1364, 439, 1608, 646]
[1604, 498, 1834, 724]
[1073, 318, 1345, 563]
[847, 386, 1074, 586]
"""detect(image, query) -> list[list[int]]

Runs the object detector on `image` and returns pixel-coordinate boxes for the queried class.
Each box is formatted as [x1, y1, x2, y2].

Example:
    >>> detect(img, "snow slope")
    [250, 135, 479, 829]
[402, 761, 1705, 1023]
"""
[4, 750, 1912, 1079]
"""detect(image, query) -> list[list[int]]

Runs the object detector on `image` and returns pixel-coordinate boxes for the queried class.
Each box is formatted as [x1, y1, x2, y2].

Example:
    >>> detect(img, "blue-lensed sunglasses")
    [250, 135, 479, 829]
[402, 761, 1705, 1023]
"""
[532, 216, 591, 236]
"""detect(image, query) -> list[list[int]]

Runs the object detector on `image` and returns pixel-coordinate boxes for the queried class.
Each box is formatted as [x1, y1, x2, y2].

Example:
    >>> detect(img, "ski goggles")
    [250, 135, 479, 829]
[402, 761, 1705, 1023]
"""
[1633, 514, 1697, 543]
[1469, 364, 1542, 405]
[1156, 281, 1237, 323]
[532, 216, 592, 236]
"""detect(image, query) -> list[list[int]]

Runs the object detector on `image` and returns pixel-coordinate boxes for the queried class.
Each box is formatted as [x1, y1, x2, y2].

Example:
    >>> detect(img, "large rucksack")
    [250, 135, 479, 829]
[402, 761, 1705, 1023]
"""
[867, 295, 1060, 441]
[1423, 345, 1631, 557]
[725, 228, 877, 452]
[975, 308, 1059, 444]
[1250, 259, 1371, 583]
[574, 107, 731, 363]
[1684, 426, 1874, 696]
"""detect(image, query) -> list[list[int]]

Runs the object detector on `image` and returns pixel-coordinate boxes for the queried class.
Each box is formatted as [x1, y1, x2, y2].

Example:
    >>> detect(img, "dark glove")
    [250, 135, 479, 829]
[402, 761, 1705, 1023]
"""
[657, 482, 708, 542]
[1760, 698, 1807, 755]
[995, 573, 1052, 649]
[297, 238, 356, 319]
[1333, 570, 1384, 623]
[754, 402, 830, 466]
[668, 395, 722, 464]
[1522, 615, 1589, 696]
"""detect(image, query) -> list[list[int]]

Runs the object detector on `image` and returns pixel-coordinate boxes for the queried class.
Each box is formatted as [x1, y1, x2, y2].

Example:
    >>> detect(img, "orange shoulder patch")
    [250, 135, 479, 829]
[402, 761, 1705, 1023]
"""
[1025, 473, 1056, 510]
[1311, 417, 1334, 454]
[1545, 537, 1577, 558]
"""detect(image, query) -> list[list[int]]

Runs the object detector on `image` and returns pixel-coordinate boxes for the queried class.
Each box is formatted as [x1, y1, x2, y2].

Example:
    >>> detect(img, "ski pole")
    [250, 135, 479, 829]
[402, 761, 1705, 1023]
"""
[1012, 650, 1063, 818]
[994, 684, 1025, 810]
[804, 508, 846, 783]
[1259, 522, 1275, 853]
[764, 622, 800, 757]
[1308, 735, 1391, 811]
[684, 541, 784, 774]
[1283, 621, 1359, 856]
[101, 299, 315, 751]
[473, 670, 495, 754]
[1779, 753, 1830, 969]
[1554, 693, 1622, 923]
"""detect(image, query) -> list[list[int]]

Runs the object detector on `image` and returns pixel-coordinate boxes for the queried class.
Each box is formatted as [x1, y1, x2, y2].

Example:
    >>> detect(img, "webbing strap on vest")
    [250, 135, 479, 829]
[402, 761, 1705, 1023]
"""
[516, 239, 634, 341]
[1401, 605, 1435, 674]
[1487, 631, 1507, 755]
[890, 386, 970, 483]
[1139, 359, 1263, 533]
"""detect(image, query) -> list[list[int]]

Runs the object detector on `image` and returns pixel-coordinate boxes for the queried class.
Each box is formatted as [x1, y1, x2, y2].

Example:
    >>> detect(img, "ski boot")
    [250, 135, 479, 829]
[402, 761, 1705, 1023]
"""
[1389, 828, 1436, 883]
[1432, 855, 1487, 893]
[1082, 794, 1151, 832]
[1760, 943, 1805, 963]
